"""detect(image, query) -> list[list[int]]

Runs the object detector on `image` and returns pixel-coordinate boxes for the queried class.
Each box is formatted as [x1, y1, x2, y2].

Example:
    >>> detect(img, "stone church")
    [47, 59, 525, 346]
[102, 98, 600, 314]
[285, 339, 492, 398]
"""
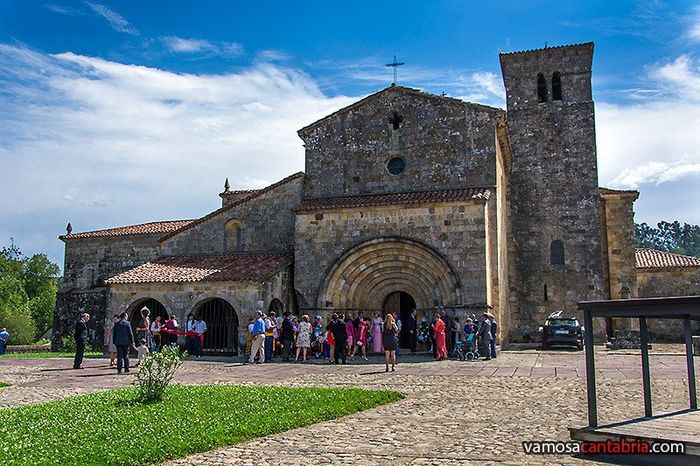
[53, 42, 700, 353]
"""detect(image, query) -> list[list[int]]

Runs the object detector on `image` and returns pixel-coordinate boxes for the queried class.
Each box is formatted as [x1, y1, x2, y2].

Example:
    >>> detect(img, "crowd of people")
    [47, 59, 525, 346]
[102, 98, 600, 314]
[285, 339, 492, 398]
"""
[244, 310, 402, 371]
[70, 305, 498, 372]
[241, 307, 498, 367]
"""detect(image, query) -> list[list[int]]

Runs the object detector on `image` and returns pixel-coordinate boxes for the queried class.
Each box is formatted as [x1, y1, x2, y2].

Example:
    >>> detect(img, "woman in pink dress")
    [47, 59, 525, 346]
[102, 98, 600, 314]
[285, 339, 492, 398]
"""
[371, 312, 384, 353]
[351, 317, 369, 360]
[345, 316, 355, 356]
[434, 312, 448, 360]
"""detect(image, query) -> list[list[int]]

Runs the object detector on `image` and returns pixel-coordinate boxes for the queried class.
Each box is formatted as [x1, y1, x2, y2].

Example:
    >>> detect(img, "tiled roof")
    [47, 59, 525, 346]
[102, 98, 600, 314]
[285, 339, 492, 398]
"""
[294, 187, 492, 213]
[60, 220, 195, 240]
[105, 253, 293, 284]
[636, 248, 700, 269]
[160, 172, 304, 242]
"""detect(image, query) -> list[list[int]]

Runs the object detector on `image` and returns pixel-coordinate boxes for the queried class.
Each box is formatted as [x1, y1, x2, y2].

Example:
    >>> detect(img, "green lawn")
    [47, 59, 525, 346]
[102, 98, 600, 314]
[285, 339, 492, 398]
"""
[0, 382, 9, 388]
[0, 384, 403, 466]
[0, 351, 103, 359]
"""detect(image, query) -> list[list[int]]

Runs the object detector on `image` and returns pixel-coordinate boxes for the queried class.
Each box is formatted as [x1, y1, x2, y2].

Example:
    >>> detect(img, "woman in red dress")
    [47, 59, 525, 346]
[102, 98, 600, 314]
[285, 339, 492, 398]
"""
[434, 312, 448, 360]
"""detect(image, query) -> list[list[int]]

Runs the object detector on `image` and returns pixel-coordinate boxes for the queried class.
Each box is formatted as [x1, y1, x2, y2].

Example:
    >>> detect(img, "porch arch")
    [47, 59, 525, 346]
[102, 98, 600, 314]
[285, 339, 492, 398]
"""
[319, 237, 462, 310]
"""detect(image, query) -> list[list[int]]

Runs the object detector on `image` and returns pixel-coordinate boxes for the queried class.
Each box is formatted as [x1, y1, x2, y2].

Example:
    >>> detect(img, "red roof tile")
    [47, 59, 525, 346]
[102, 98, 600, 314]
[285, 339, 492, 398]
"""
[60, 220, 195, 240]
[293, 187, 492, 213]
[105, 253, 293, 284]
[636, 248, 700, 269]
[160, 172, 304, 242]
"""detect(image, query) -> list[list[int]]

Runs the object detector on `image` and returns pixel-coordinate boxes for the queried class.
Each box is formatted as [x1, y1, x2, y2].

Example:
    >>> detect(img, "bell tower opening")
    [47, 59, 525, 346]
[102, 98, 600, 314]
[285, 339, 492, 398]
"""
[382, 291, 416, 349]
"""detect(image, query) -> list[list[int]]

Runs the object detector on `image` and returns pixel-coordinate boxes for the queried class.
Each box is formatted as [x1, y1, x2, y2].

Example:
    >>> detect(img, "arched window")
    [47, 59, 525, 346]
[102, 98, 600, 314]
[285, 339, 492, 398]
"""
[550, 240, 565, 265]
[537, 73, 548, 103]
[224, 219, 243, 252]
[552, 72, 562, 101]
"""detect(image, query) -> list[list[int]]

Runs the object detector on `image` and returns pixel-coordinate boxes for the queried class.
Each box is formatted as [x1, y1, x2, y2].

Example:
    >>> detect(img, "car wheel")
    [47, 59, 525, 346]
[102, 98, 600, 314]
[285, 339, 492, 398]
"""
[542, 342, 549, 350]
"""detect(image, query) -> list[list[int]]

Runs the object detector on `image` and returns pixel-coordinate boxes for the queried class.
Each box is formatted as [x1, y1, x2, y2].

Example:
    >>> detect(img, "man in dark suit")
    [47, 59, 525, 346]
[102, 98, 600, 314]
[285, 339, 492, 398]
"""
[406, 308, 417, 352]
[280, 311, 295, 362]
[330, 313, 347, 364]
[73, 313, 90, 369]
[112, 312, 136, 374]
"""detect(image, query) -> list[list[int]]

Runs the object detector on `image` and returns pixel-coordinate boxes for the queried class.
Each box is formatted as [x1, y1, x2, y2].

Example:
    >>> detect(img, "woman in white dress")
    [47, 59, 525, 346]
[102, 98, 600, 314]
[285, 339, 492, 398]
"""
[295, 314, 312, 362]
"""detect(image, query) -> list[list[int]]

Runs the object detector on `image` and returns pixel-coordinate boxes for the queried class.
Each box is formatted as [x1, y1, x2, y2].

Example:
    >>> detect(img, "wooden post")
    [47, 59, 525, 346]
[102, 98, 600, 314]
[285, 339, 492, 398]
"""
[584, 309, 597, 427]
[685, 317, 698, 410]
[639, 317, 652, 417]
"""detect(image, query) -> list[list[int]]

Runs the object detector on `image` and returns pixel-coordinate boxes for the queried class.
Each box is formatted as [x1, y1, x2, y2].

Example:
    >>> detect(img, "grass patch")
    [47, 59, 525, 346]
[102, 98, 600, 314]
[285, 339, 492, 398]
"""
[0, 351, 102, 359]
[0, 384, 403, 466]
[0, 382, 10, 388]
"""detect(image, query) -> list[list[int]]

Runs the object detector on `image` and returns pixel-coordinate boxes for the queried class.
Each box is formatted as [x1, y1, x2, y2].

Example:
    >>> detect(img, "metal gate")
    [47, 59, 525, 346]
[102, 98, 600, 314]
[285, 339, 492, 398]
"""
[194, 298, 239, 355]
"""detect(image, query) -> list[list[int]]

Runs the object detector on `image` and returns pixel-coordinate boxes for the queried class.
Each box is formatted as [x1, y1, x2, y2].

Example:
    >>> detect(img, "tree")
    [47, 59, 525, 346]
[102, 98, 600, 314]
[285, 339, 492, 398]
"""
[0, 240, 60, 341]
[635, 221, 700, 257]
[0, 274, 35, 345]
[22, 254, 59, 335]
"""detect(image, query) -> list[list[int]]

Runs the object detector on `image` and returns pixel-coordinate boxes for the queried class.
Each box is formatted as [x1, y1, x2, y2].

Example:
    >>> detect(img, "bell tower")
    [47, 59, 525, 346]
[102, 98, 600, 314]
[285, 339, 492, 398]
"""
[499, 43, 605, 341]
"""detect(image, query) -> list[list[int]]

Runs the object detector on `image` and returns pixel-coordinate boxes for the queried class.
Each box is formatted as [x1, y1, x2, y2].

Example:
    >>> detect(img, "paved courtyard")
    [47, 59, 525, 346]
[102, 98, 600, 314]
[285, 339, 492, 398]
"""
[1, 347, 697, 465]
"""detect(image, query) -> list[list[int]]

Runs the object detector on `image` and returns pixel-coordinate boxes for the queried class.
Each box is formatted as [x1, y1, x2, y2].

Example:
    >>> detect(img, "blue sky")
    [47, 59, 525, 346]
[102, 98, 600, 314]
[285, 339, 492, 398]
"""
[1, 1, 700, 268]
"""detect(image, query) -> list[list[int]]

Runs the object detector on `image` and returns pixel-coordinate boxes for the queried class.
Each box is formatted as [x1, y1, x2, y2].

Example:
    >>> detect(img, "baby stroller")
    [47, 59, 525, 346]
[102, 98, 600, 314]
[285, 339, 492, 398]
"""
[460, 333, 480, 361]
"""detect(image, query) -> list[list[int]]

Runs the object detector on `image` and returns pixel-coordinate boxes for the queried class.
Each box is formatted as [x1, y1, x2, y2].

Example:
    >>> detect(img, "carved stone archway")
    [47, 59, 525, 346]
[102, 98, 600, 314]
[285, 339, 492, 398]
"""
[319, 237, 462, 310]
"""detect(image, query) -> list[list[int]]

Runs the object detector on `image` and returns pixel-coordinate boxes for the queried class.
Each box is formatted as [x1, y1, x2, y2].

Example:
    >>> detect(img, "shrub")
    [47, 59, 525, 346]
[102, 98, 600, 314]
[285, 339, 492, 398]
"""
[134, 346, 186, 403]
[60, 335, 76, 352]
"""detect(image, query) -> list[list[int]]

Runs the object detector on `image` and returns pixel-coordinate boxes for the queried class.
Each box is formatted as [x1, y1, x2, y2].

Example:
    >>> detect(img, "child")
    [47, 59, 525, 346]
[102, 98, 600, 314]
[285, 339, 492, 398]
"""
[136, 338, 149, 366]
[324, 324, 335, 363]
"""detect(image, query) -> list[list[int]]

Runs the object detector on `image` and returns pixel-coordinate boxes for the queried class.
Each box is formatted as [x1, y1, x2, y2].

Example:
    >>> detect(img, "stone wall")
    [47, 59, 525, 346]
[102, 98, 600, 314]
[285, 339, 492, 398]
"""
[500, 43, 606, 342]
[294, 200, 489, 316]
[637, 266, 700, 340]
[61, 234, 163, 290]
[601, 192, 639, 300]
[52, 288, 108, 350]
[160, 177, 302, 256]
[299, 86, 502, 200]
[107, 265, 293, 352]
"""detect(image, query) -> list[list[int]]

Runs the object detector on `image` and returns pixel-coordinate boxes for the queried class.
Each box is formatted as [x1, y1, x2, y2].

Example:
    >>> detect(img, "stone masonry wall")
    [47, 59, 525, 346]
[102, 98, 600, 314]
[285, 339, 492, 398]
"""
[294, 200, 489, 314]
[500, 43, 606, 342]
[61, 234, 163, 290]
[299, 86, 502, 199]
[637, 267, 700, 340]
[602, 194, 639, 301]
[52, 288, 107, 350]
[161, 178, 302, 256]
[107, 265, 292, 352]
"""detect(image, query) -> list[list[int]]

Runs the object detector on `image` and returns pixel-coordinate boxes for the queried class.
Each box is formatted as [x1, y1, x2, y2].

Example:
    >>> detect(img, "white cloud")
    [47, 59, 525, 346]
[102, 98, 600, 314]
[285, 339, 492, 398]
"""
[595, 54, 700, 224]
[44, 3, 83, 16]
[0, 44, 354, 266]
[85, 2, 139, 36]
[687, 6, 700, 42]
[257, 50, 291, 62]
[161, 36, 243, 57]
[596, 54, 700, 189]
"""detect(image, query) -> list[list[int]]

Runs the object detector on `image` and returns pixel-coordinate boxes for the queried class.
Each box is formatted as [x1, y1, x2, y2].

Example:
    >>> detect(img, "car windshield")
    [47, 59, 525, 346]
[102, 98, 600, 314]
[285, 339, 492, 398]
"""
[546, 318, 577, 327]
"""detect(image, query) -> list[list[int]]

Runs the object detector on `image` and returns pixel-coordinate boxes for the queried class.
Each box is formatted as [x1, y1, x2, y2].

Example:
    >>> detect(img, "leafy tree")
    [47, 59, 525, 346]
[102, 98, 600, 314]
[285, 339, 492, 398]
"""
[635, 221, 700, 257]
[0, 274, 35, 345]
[0, 240, 60, 341]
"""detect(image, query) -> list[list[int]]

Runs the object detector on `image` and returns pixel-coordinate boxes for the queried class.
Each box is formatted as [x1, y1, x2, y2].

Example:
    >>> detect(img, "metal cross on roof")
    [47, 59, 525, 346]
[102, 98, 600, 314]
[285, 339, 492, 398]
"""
[385, 54, 405, 85]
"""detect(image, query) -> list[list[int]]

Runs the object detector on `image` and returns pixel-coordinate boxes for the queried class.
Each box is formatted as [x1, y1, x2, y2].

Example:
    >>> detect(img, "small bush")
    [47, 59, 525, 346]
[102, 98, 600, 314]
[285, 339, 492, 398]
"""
[60, 335, 76, 352]
[134, 346, 186, 403]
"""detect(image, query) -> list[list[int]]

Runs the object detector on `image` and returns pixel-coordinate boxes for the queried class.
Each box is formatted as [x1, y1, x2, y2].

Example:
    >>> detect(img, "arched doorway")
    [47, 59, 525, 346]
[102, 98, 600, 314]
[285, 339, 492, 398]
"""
[383, 291, 416, 349]
[193, 298, 239, 355]
[128, 298, 168, 328]
[268, 298, 284, 315]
